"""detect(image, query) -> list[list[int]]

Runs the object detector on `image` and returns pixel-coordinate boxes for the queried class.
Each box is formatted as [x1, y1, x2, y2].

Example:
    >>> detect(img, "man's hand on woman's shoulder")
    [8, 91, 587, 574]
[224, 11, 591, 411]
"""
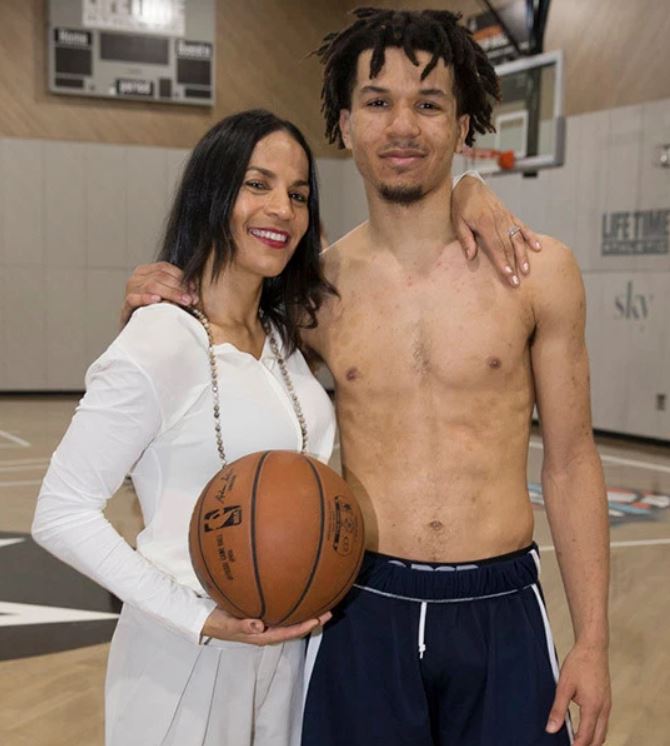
[121, 262, 195, 327]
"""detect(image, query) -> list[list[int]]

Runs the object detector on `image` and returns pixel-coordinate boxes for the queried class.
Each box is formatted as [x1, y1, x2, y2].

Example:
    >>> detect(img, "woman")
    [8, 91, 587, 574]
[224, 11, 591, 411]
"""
[32, 109, 336, 746]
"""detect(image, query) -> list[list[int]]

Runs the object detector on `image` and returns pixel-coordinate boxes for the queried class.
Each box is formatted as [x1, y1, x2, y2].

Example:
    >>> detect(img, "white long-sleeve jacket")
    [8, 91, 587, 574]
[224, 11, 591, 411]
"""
[32, 303, 336, 644]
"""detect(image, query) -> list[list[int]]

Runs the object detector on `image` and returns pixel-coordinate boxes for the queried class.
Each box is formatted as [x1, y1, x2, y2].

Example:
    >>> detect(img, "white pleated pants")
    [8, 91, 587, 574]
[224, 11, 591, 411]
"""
[105, 604, 304, 746]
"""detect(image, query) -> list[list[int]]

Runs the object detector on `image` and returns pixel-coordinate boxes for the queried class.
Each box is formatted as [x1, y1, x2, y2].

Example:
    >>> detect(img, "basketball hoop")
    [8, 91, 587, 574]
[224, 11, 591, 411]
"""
[462, 146, 516, 171]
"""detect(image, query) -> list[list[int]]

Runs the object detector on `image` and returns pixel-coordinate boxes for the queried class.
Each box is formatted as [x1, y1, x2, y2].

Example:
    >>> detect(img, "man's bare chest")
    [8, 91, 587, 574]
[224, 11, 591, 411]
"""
[320, 275, 534, 394]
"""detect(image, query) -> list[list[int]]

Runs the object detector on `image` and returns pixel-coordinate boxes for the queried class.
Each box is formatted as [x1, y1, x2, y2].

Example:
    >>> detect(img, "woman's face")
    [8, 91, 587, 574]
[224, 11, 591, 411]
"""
[230, 130, 311, 280]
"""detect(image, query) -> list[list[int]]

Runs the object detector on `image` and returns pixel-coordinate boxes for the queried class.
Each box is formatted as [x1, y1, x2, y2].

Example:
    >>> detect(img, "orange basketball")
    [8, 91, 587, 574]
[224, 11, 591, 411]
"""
[189, 450, 365, 626]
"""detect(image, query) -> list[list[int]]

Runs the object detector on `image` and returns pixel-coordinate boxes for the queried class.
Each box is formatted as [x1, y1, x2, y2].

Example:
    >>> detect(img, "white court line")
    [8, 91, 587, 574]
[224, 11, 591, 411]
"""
[529, 440, 670, 474]
[0, 430, 31, 448]
[0, 538, 25, 549]
[0, 458, 49, 466]
[0, 479, 42, 487]
[0, 464, 48, 473]
[0, 601, 119, 627]
[540, 538, 670, 552]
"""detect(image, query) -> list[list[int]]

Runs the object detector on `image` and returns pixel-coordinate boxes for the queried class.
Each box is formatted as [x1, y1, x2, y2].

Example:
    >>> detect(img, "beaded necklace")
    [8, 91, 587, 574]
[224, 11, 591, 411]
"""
[190, 307, 308, 468]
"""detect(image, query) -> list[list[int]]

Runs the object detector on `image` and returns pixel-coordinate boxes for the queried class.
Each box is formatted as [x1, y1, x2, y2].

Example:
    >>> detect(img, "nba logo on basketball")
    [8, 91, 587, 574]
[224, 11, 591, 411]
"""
[203, 505, 242, 532]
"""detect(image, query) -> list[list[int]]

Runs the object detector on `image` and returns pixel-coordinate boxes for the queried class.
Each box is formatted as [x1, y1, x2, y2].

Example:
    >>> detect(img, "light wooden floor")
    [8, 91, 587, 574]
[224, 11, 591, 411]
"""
[0, 396, 668, 745]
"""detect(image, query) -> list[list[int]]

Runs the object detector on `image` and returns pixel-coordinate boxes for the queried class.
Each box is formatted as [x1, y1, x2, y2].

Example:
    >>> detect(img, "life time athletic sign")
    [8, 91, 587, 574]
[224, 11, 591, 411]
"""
[602, 209, 670, 255]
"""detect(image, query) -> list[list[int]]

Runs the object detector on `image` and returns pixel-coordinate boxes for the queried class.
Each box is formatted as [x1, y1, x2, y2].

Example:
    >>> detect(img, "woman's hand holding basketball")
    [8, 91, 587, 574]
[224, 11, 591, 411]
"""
[201, 607, 332, 646]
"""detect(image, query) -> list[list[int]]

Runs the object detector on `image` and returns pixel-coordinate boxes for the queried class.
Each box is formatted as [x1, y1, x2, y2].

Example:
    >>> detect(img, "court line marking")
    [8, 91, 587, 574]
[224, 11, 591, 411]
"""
[0, 456, 48, 463]
[0, 431, 31, 449]
[529, 440, 670, 474]
[0, 601, 119, 627]
[0, 538, 26, 549]
[0, 464, 49, 474]
[0, 480, 42, 487]
[0, 458, 49, 467]
[540, 538, 670, 551]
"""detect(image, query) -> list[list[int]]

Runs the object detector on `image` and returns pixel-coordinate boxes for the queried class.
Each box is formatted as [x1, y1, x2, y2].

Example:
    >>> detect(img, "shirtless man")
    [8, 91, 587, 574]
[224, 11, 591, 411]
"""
[124, 10, 610, 746]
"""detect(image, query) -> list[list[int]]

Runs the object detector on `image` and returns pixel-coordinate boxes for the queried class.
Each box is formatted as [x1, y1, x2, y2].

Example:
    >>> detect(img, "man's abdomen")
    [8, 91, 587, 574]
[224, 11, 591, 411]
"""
[339, 400, 535, 563]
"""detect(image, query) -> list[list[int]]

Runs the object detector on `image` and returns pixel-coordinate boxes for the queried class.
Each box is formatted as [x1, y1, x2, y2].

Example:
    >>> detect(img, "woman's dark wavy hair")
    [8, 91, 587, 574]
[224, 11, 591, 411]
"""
[315, 7, 500, 148]
[158, 108, 335, 354]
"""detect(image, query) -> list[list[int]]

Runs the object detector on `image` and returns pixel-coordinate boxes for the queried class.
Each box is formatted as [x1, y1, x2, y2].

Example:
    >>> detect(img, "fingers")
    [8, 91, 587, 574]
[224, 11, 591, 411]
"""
[510, 221, 543, 275]
[127, 267, 193, 307]
[492, 221, 521, 286]
[521, 224, 542, 252]
[204, 609, 331, 647]
[149, 281, 193, 306]
[201, 609, 264, 641]
[573, 697, 610, 746]
[240, 612, 333, 646]
[317, 611, 333, 625]
[489, 224, 519, 287]
[470, 212, 520, 287]
[455, 218, 479, 260]
[125, 293, 162, 310]
[133, 261, 186, 281]
[246, 618, 321, 646]
[591, 706, 610, 746]
[546, 680, 573, 734]
[510, 228, 530, 276]
[238, 618, 266, 635]
[450, 175, 539, 283]
[488, 211, 542, 284]
[141, 268, 188, 294]
[572, 705, 598, 746]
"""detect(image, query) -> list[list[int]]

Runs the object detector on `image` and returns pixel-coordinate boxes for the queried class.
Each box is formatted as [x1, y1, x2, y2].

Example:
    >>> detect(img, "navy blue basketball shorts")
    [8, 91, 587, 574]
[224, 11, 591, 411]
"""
[301, 544, 573, 746]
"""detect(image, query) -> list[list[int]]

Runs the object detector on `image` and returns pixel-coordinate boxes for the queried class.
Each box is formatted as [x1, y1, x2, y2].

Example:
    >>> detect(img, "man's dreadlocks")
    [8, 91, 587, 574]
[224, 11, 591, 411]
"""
[314, 7, 500, 149]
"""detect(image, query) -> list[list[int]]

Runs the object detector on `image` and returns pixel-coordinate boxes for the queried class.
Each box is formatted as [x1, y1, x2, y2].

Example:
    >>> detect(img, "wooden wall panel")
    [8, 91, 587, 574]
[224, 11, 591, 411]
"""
[3, 2, 667, 154]
[343, 0, 670, 117]
[543, 0, 670, 116]
[2, 2, 669, 153]
[0, 0, 349, 156]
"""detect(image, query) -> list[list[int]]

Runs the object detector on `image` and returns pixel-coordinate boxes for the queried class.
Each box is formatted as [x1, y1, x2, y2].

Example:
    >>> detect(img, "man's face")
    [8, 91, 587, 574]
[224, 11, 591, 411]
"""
[339, 48, 469, 205]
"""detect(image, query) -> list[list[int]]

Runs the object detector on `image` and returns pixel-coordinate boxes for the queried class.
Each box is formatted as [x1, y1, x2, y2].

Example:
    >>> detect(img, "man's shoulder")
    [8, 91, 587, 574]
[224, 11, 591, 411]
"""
[527, 235, 581, 286]
[533, 233, 575, 263]
[321, 223, 368, 284]
[525, 235, 585, 314]
[305, 226, 369, 348]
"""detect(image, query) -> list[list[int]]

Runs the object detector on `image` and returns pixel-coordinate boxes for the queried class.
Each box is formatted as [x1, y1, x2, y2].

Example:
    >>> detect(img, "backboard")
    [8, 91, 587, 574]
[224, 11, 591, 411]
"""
[464, 50, 565, 177]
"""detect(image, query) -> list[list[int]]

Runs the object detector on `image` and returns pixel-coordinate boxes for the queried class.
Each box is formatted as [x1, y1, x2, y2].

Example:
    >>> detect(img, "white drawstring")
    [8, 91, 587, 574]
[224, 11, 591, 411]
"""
[418, 601, 427, 659]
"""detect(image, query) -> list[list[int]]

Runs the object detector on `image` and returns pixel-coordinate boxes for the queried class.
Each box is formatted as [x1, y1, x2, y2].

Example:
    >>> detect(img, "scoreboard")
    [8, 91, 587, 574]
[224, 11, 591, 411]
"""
[48, 0, 215, 107]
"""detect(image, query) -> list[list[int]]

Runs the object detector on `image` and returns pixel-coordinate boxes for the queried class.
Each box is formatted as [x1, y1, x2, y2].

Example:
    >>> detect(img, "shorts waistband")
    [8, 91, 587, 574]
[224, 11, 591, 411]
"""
[353, 543, 540, 603]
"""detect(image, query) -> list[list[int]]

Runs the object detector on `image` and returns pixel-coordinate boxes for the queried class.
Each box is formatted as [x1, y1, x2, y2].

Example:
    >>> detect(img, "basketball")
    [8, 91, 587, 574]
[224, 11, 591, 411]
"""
[189, 450, 365, 626]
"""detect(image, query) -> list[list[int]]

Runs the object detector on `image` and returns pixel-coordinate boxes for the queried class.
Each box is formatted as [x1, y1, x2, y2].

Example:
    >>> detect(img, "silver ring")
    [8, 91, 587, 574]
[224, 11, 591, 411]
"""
[508, 226, 521, 238]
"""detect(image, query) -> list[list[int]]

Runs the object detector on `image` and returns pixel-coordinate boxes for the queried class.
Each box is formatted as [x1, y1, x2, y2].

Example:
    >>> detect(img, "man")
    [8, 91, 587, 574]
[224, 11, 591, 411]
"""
[125, 9, 610, 746]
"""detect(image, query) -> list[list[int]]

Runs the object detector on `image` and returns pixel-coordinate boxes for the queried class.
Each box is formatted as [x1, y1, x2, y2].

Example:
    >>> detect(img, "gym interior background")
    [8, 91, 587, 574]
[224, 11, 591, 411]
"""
[0, 1, 668, 745]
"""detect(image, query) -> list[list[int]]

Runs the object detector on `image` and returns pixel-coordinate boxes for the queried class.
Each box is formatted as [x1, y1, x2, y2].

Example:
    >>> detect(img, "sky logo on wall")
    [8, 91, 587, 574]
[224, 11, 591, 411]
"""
[614, 281, 653, 320]
[602, 209, 669, 255]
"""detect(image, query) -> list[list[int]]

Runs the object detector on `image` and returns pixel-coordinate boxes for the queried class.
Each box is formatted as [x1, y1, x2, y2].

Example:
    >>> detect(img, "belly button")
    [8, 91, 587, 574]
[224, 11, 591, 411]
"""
[428, 520, 444, 531]
[345, 366, 360, 381]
